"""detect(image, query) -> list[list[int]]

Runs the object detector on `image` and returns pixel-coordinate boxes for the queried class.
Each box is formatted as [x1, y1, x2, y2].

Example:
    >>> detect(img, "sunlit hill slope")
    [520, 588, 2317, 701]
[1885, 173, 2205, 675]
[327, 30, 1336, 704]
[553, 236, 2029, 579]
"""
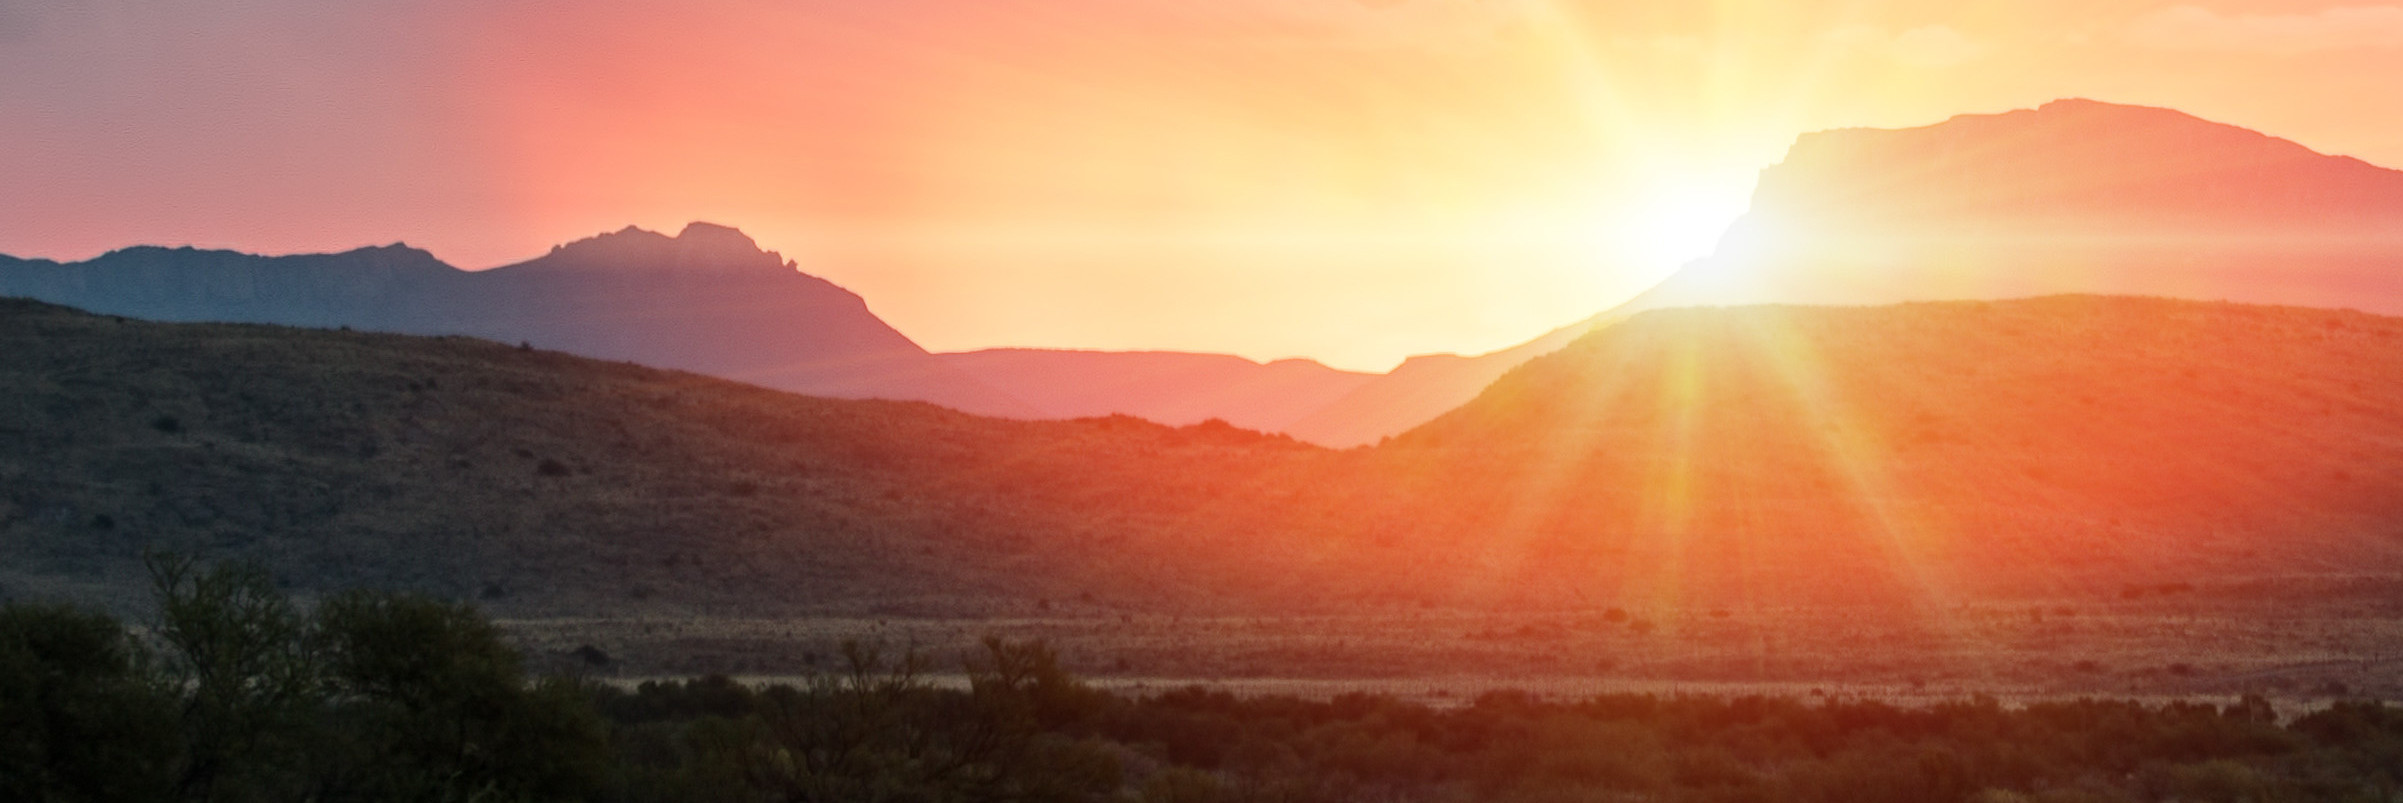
[1364, 296, 2403, 606]
[6, 295, 2403, 615]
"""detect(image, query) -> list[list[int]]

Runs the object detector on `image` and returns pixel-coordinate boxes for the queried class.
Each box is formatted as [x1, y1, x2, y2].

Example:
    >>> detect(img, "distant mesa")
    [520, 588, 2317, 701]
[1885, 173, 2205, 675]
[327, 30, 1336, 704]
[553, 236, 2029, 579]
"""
[1633, 98, 2403, 312]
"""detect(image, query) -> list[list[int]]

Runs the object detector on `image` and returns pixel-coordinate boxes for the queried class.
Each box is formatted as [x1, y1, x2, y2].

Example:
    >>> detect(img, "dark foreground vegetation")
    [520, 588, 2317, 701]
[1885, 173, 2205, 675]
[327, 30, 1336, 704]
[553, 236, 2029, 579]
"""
[9, 562, 2403, 802]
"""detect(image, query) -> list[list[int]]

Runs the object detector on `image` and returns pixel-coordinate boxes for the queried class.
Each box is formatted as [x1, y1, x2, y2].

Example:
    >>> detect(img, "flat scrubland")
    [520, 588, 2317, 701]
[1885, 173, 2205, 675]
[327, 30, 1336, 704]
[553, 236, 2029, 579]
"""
[509, 579, 2403, 707]
[22, 567, 2403, 803]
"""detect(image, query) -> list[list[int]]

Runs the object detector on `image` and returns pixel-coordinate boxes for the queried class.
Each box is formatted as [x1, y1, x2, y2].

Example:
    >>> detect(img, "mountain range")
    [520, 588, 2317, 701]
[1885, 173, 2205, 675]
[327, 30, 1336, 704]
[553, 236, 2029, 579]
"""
[0, 223, 1040, 418]
[5, 98, 2403, 448]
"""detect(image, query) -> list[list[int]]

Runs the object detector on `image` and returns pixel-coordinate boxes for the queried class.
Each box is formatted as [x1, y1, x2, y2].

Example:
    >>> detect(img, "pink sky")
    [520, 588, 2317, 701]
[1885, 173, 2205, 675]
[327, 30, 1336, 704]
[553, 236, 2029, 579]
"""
[4, 0, 2400, 370]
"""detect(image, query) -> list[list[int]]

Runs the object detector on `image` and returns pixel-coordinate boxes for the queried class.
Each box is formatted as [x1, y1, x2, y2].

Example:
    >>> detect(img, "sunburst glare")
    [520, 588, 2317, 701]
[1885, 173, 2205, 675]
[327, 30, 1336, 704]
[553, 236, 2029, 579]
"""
[1621, 170, 1759, 269]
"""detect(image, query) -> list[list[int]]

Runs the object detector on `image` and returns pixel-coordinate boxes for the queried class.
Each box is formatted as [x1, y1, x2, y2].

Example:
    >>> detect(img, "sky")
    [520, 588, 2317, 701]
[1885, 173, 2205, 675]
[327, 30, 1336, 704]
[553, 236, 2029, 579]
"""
[3, 0, 2401, 371]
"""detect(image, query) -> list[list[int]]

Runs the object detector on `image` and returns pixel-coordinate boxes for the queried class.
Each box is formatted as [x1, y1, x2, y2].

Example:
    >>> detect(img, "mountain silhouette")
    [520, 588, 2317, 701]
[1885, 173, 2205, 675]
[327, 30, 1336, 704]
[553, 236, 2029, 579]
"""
[0, 223, 1037, 417]
[0, 222, 1592, 445]
[1636, 98, 2403, 309]
[0, 224, 1433, 438]
[10, 100, 2399, 447]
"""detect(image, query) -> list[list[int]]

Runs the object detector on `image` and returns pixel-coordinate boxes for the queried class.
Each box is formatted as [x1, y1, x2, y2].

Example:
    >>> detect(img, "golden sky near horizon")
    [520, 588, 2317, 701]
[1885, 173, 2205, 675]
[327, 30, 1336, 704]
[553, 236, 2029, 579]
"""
[3, 0, 2400, 370]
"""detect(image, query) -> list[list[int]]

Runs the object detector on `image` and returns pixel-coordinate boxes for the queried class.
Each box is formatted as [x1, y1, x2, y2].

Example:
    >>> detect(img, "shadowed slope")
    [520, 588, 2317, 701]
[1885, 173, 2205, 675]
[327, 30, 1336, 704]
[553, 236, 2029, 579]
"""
[0, 298, 1336, 616]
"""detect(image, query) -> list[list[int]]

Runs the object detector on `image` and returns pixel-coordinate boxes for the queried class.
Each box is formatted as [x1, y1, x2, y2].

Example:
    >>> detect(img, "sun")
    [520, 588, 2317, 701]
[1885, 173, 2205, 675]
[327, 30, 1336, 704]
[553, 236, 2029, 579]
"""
[1620, 172, 1758, 270]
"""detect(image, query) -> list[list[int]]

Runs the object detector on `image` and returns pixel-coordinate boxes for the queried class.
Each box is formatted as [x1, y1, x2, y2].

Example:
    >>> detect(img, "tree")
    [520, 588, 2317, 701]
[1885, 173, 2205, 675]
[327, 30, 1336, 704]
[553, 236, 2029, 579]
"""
[147, 552, 322, 802]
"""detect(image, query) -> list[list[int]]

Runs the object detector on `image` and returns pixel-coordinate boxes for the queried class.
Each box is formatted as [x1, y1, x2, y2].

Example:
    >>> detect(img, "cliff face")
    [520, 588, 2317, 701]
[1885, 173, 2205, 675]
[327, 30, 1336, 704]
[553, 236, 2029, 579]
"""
[0, 223, 1037, 418]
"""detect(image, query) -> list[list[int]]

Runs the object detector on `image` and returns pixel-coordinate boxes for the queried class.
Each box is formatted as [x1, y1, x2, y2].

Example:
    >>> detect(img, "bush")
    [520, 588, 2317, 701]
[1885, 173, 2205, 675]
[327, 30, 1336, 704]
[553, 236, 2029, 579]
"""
[13, 558, 2403, 803]
[5, 555, 617, 803]
[0, 603, 177, 801]
[314, 591, 610, 801]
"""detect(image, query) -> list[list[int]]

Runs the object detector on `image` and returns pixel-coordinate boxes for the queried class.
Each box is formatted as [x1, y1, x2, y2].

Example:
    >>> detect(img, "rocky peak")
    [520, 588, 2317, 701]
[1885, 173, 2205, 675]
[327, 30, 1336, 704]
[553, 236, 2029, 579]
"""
[526, 222, 791, 274]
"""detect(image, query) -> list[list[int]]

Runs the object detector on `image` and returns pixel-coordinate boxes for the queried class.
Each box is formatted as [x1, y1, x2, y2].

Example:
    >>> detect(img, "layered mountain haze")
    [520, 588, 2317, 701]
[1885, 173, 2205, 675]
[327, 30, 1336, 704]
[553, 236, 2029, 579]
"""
[0, 222, 1499, 443]
[1641, 99, 2403, 310]
[1279, 311, 1619, 448]
[935, 348, 1374, 432]
[31, 98, 2392, 450]
[0, 222, 1037, 418]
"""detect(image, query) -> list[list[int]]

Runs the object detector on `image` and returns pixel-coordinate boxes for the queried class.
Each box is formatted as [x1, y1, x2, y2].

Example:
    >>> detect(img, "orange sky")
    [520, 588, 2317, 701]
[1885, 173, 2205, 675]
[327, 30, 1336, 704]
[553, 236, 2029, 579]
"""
[3, 0, 2400, 370]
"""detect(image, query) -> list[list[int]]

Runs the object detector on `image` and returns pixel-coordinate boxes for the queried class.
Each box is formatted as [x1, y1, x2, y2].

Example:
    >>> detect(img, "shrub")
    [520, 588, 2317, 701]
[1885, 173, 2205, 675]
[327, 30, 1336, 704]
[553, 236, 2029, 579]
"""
[0, 603, 177, 801]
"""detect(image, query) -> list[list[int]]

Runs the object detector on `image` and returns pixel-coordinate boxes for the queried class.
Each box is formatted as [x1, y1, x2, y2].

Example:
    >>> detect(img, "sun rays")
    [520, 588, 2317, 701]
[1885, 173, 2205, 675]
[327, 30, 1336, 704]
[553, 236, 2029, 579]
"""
[1390, 303, 2036, 673]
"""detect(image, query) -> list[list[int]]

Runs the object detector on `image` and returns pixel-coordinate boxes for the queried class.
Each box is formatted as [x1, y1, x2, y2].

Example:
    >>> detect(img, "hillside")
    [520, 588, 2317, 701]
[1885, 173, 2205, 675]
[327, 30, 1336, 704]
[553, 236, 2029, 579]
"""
[0, 298, 1348, 617]
[1362, 295, 2403, 606]
[7, 295, 2403, 620]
